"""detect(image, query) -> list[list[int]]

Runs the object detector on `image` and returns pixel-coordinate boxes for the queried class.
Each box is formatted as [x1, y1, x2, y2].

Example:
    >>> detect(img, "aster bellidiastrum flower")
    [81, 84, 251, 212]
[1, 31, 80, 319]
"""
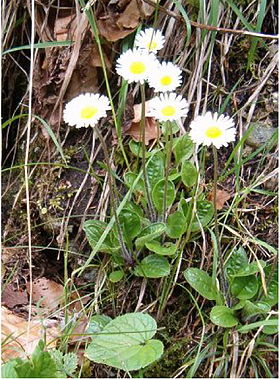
[63, 93, 111, 128]
[189, 112, 236, 149]
[149, 92, 189, 122]
[134, 28, 165, 53]
[116, 48, 158, 84]
[148, 61, 182, 92]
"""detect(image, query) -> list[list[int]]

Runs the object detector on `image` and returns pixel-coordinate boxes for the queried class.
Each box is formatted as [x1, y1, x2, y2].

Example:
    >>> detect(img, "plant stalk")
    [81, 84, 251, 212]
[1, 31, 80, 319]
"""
[140, 84, 156, 221]
[95, 126, 133, 266]
[213, 146, 229, 303]
[162, 120, 173, 221]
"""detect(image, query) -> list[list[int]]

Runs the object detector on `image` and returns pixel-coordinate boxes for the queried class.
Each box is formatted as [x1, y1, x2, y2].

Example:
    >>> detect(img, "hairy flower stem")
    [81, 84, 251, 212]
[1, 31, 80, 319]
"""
[95, 126, 133, 266]
[140, 84, 156, 221]
[213, 146, 229, 303]
[162, 120, 173, 221]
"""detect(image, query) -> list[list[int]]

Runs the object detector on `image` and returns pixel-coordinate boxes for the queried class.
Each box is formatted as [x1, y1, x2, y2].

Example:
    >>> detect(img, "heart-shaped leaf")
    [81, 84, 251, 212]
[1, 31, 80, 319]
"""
[134, 255, 170, 278]
[85, 313, 163, 371]
[210, 306, 239, 328]
[152, 179, 175, 212]
[145, 241, 177, 256]
[184, 268, 218, 300]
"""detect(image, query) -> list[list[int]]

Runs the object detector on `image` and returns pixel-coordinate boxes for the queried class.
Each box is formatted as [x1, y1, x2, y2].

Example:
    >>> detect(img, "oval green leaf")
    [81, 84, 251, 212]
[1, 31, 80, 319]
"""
[145, 241, 177, 256]
[152, 179, 175, 212]
[147, 152, 165, 190]
[181, 161, 197, 187]
[109, 270, 124, 283]
[119, 208, 141, 243]
[135, 223, 166, 249]
[85, 313, 164, 371]
[173, 134, 194, 164]
[166, 211, 187, 239]
[83, 220, 113, 253]
[184, 268, 218, 300]
[225, 247, 248, 278]
[231, 275, 258, 300]
[210, 306, 239, 328]
[134, 255, 170, 278]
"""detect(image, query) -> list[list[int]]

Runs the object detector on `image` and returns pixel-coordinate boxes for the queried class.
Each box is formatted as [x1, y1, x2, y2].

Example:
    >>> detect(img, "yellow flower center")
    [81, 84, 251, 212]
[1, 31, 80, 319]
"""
[147, 41, 157, 50]
[205, 126, 222, 139]
[161, 105, 176, 117]
[129, 61, 146, 74]
[80, 106, 98, 119]
[160, 76, 172, 86]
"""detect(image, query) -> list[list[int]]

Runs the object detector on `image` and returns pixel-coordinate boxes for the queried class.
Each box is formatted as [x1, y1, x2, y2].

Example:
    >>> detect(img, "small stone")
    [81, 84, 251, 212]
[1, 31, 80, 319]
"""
[245, 123, 276, 149]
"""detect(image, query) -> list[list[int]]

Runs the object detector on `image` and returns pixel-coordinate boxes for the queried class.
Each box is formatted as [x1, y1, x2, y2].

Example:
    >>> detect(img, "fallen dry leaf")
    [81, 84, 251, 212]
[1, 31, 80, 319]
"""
[26, 277, 64, 312]
[124, 100, 160, 145]
[141, 0, 157, 17]
[117, 0, 141, 29]
[1, 306, 59, 361]
[97, 16, 135, 42]
[208, 189, 231, 210]
[90, 43, 112, 69]
[2, 284, 28, 308]
[54, 14, 87, 42]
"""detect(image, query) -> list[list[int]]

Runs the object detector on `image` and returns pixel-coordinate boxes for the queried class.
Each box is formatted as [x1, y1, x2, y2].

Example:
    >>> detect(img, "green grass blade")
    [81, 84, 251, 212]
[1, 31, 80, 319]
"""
[2, 40, 73, 55]
[172, 0, 192, 45]
[237, 319, 278, 333]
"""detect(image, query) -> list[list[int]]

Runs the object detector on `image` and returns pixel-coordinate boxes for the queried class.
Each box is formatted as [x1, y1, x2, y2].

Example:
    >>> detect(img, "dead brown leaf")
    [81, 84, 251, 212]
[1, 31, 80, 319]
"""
[97, 16, 135, 42]
[90, 43, 112, 69]
[208, 189, 231, 210]
[117, 0, 141, 29]
[54, 14, 87, 42]
[1, 306, 58, 361]
[124, 100, 160, 145]
[26, 277, 64, 312]
[141, 0, 157, 17]
[2, 284, 28, 308]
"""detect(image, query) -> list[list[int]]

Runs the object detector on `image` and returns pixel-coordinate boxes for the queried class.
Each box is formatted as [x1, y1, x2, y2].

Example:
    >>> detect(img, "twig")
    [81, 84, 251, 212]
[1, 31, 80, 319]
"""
[142, 0, 279, 39]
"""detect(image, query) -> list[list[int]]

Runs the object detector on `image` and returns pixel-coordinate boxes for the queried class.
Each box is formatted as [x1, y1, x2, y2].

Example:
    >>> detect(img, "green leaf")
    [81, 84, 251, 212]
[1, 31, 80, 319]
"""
[241, 301, 271, 321]
[146, 152, 165, 190]
[119, 208, 141, 243]
[85, 313, 164, 371]
[237, 319, 278, 334]
[109, 270, 124, 283]
[225, 247, 249, 277]
[124, 201, 144, 217]
[231, 275, 259, 300]
[166, 211, 187, 238]
[263, 317, 278, 335]
[210, 306, 239, 328]
[63, 352, 78, 376]
[260, 264, 278, 306]
[231, 300, 246, 311]
[181, 161, 197, 187]
[184, 268, 218, 300]
[3, 40, 73, 55]
[134, 255, 170, 278]
[87, 315, 112, 334]
[152, 179, 175, 212]
[83, 220, 114, 253]
[135, 223, 166, 249]
[186, 201, 214, 232]
[14, 340, 58, 378]
[145, 241, 177, 256]
[1, 360, 19, 378]
[232, 260, 266, 277]
[124, 172, 145, 192]
[173, 134, 194, 164]
[128, 140, 153, 158]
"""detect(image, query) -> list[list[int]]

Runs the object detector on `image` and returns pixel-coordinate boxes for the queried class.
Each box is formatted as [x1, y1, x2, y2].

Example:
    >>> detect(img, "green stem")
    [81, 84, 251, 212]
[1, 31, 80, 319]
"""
[95, 126, 133, 266]
[162, 120, 173, 221]
[80, 0, 130, 169]
[213, 146, 228, 303]
[140, 84, 156, 221]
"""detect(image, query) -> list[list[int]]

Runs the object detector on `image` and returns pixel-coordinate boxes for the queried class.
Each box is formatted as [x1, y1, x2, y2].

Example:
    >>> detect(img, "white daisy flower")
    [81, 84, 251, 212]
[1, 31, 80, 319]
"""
[134, 28, 165, 53]
[149, 92, 189, 122]
[148, 61, 182, 92]
[63, 93, 111, 128]
[189, 112, 236, 149]
[116, 48, 158, 84]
